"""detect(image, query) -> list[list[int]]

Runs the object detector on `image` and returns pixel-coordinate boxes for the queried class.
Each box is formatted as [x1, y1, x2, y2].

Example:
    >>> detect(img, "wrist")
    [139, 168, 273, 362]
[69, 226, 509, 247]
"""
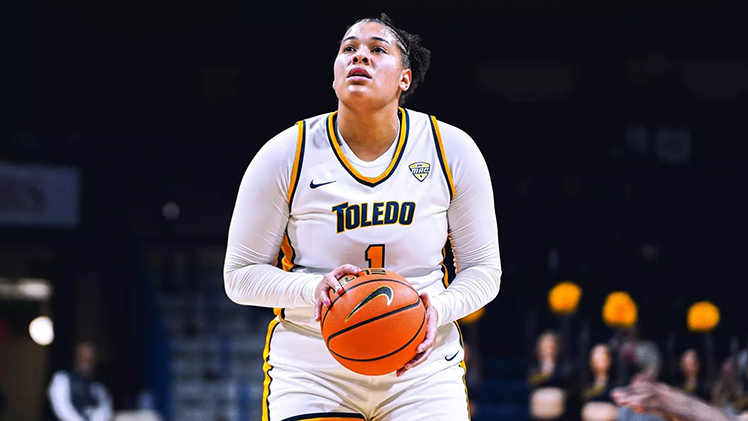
[430, 295, 445, 327]
[304, 275, 322, 306]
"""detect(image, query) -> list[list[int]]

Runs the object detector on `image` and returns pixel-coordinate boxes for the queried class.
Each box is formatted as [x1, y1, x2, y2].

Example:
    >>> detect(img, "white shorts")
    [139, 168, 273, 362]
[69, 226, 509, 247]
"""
[260, 317, 470, 421]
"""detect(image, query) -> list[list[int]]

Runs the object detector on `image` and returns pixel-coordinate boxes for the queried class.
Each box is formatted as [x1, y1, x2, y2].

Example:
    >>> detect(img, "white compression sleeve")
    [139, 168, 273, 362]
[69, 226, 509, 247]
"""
[429, 121, 503, 327]
[223, 125, 321, 309]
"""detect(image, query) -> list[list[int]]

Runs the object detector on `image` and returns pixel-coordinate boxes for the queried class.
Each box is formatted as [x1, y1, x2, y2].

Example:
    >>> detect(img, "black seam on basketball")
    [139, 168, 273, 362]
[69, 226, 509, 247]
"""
[320, 278, 417, 329]
[281, 412, 366, 421]
[328, 310, 426, 362]
[325, 298, 421, 346]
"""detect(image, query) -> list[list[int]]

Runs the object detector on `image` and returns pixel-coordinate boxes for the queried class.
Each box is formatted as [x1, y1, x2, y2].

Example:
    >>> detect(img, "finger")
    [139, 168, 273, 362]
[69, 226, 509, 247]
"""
[329, 264, 361, 280]
[323, 275, 344, 294]
[398, 347, 434, 377]
[316, 282, 333, 305]
[416, 332, 436, 354]
[420, 292, 431, 308]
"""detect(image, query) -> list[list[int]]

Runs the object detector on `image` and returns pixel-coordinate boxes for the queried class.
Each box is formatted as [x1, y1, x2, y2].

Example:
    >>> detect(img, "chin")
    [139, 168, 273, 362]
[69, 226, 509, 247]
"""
[339, 89, 382, 107]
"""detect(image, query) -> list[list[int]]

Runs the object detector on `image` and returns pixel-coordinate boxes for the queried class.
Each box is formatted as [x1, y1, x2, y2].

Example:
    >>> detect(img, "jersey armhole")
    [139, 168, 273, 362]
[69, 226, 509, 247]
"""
[429, 116, 456, 200]
[286, 120, 307, 208]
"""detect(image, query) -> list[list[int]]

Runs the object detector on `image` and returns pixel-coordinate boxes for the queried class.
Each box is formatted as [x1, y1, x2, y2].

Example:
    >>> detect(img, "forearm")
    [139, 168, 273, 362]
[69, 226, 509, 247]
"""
[665, 392, 732, 421]
[224, 263, 320, 308]
[430, 265, 501, 326]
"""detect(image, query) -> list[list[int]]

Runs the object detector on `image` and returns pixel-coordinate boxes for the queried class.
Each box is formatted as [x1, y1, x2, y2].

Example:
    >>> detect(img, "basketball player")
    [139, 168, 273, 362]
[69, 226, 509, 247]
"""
[224, 14, 502, 421]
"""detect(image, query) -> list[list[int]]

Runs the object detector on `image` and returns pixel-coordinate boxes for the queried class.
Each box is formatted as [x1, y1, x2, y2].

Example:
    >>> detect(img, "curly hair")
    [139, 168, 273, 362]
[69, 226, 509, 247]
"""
[346, 13, 432, 105]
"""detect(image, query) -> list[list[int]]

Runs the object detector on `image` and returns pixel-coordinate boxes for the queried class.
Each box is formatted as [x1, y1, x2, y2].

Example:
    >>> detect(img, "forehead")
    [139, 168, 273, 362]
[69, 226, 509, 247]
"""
[343, 21, 397, 43]
[592, 345, 609, 355]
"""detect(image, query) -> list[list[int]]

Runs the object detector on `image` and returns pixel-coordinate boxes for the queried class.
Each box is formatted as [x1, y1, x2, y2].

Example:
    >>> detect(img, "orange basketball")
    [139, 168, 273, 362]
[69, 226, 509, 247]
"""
[320, 268, 426, 376]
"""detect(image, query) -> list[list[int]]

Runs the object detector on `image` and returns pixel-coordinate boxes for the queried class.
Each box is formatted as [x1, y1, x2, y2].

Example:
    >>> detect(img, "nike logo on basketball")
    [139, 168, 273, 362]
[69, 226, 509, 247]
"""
[445, 351, 459, 361]
[345, 286, 394, 322]
[310, 179, 336, 189]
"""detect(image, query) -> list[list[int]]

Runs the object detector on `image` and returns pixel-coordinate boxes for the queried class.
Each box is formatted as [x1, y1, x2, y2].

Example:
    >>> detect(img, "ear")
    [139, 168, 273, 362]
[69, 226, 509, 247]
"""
[399, 68, 412, 92]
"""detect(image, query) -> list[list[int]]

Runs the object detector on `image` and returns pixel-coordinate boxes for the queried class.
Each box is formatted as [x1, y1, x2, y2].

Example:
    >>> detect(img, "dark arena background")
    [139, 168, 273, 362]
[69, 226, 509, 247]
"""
[1, 0, 745, 420]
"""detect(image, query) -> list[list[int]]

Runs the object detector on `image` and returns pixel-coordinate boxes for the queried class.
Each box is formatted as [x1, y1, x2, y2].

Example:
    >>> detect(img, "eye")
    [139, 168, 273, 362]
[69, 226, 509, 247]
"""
[372, 46, 386, 53]
[343, 45, 356, 53]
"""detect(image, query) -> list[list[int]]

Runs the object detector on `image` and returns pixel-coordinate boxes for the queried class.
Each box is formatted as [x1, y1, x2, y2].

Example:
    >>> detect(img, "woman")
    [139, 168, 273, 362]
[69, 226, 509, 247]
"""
[580, 344, 618, 421]
[223, 13, 502, 421]
[528, 331, 569, 420]
[675, 349, 711, 403]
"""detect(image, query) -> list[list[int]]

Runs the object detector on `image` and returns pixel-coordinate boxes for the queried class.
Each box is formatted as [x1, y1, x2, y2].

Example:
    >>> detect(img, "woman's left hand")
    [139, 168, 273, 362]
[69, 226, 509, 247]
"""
[396, 292, 438, 377]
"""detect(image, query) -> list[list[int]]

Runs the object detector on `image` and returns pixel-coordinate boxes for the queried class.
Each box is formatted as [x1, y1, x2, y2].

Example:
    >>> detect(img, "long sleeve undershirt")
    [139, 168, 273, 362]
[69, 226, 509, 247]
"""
[224, 118, 502, 327]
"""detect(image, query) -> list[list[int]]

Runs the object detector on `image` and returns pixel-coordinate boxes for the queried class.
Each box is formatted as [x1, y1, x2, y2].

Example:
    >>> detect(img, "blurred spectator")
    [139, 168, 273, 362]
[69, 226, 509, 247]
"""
[676, 349, 712, 402]
[712, 356, 743, 416]
[529, 331, 567, 389]
[580, 344, 618, 421]
[528, 331, 568, 419]
[47, 342, 112, 421]
[612, 381, 733, 421]
[612, 325, 662, 385]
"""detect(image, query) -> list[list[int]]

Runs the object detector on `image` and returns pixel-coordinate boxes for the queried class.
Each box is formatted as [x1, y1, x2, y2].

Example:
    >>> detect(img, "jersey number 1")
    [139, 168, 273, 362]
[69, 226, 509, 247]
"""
[365, 244, 385, 268]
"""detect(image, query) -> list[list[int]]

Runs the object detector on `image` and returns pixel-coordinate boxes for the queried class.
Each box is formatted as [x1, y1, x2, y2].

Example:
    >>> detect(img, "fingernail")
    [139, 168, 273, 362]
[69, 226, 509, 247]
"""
[324, 299, 330, 306]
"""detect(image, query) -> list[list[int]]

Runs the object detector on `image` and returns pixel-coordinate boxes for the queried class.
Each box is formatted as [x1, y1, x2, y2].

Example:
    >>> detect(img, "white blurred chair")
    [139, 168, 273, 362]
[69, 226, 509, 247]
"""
[114, 410, 163, 421]
[530, 387, 566, 419]
[581, 402, 618, 421]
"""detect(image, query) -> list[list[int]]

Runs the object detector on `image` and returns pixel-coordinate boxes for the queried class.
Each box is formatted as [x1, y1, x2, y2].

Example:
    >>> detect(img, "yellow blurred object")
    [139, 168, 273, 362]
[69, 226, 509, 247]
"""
[458, 307, 485, 325]
[602, 292, 638, 328]
[687, 301, 720, 333]
[548, 281, 582, 315]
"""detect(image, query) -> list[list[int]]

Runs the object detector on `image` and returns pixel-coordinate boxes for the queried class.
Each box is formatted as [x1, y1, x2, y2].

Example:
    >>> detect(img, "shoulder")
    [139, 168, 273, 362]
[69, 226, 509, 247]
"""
[433, 119, 477, 151]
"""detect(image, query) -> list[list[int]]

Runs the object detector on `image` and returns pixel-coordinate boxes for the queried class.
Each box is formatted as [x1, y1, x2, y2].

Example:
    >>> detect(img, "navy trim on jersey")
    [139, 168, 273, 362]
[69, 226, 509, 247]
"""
[282, 413, 366, 421]
[430, 117, 453, 202]
[288, 121, 306, 210]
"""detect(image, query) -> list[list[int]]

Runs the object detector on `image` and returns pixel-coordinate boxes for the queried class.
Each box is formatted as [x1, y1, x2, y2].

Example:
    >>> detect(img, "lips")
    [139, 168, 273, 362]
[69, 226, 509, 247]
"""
[347, 67, 371, 78]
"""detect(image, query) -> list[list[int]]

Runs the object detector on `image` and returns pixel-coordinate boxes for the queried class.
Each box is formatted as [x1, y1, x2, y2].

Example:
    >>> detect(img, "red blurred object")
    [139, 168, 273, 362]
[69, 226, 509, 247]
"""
[0, 318, 10, 345]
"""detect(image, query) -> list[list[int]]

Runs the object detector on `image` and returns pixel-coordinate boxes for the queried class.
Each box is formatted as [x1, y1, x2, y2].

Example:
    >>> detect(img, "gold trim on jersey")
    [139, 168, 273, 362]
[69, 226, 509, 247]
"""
[262, 318, 281, 421]
[440, 245, 449, 289]
[461, 359, 471, 420]
[326, 108, 409, 187]
[454, 321, 472, 420]
[280, 233, 296, 272]
[430, 116, 456, 200]
[287, 120, 306, 206]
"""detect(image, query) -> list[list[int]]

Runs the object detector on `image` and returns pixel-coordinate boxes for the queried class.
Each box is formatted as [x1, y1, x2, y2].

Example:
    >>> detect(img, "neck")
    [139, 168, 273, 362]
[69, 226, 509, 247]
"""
[337, 101, 401, 162]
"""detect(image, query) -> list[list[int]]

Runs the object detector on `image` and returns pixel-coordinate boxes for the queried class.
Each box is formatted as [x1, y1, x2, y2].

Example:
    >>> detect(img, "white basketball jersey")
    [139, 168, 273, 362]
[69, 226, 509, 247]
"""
[278, 108, 455, 326]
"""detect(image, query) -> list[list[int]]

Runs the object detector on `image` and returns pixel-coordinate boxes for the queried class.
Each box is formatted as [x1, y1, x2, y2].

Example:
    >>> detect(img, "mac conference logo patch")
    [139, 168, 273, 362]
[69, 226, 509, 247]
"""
[409, 162, 431, 182]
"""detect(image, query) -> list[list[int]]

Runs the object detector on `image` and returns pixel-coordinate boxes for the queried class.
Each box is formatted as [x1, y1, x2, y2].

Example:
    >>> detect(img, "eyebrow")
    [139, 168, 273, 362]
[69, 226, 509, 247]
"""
[341, 36, 391, 45]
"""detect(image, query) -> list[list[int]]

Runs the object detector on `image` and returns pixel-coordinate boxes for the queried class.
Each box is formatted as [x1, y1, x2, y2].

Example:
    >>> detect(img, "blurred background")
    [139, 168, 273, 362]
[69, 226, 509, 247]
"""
[2, 0, 745, 420]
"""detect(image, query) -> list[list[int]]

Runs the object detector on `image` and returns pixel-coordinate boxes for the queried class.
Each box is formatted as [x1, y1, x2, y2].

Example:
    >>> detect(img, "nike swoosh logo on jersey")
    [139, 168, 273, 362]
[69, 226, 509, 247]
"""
[310, 179, 336, 189]
[445, 351, 460, 361]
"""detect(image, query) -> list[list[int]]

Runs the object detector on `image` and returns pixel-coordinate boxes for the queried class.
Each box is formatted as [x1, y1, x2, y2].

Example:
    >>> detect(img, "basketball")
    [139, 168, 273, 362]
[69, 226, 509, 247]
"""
[320, 268, 426, 376]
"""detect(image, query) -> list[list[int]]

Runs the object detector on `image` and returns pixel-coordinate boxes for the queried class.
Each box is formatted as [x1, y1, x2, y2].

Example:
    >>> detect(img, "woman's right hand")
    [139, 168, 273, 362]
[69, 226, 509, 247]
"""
[314, 264, 361, 322]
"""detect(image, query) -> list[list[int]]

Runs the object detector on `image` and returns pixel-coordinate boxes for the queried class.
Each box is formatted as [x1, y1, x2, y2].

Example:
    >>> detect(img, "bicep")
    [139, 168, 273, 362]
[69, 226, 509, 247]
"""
[444, 127, 501, 272]
[224, 128, 296, 273]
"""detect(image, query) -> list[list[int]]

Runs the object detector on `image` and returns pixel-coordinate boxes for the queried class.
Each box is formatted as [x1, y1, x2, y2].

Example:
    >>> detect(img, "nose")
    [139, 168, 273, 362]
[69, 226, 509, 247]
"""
[352, 51, 370, 65]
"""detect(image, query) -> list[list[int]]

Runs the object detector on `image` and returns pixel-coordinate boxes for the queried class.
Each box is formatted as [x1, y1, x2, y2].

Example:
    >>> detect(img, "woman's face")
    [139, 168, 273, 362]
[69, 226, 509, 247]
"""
[680, 350, 700, 376]
[333, 22, 411, 110]
[590, 345, 611, 374]
[537, 334, 559, 361]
